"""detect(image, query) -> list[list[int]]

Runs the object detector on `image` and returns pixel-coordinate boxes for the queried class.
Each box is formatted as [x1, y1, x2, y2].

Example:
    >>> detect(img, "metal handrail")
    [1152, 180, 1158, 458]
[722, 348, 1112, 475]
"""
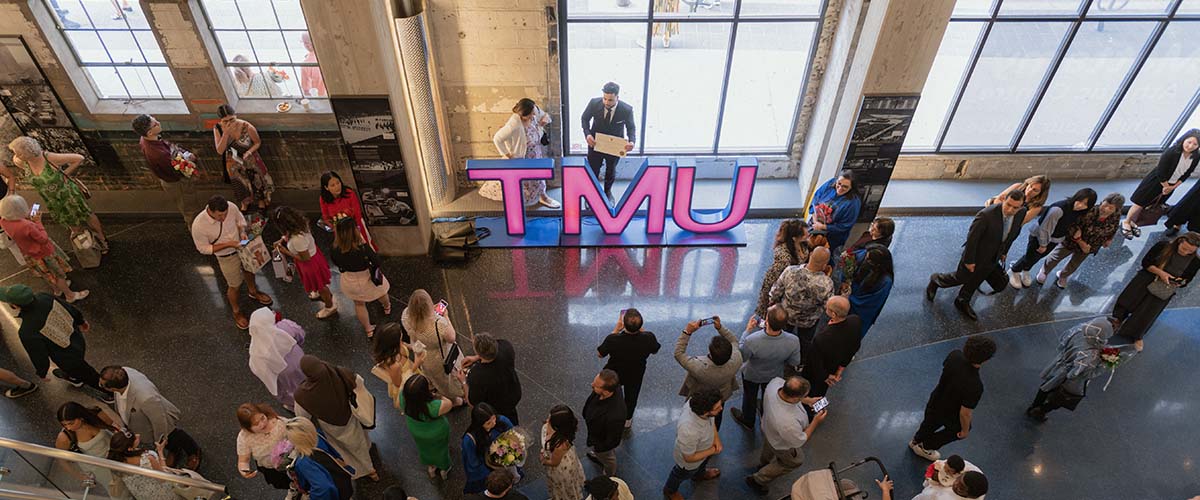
[0, 436, 225, 494]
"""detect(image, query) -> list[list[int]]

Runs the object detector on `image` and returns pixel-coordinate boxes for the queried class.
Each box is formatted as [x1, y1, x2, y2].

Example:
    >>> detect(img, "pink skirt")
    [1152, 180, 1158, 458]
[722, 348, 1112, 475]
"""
[294, 247, 332, 293]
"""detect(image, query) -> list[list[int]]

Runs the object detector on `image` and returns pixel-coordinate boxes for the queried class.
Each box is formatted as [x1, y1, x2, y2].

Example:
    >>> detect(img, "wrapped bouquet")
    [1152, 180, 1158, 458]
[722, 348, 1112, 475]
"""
[487, 428, 530, 468]
[171, 153, 196, 178]
[267, 66, 290, 83]
[1099, 346, 1125, 391]
[269, 439, 295, 469]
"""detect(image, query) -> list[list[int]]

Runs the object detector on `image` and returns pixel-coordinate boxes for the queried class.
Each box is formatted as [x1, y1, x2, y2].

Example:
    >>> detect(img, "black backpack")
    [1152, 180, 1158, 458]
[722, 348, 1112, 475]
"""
[308, 449, 354, 500]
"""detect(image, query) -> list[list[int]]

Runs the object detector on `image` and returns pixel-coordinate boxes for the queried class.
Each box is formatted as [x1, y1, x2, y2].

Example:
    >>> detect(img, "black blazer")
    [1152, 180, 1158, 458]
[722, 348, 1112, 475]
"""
[961, 202, 1027, 268]
[1153, 146, 1199, 185]
[580, 97, 636, 144]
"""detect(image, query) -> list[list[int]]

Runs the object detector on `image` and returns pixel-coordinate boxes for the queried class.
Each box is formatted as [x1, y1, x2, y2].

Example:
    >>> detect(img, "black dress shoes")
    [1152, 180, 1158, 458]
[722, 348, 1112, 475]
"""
[954, 298, 978, 321]
[925, 275, 939, 301]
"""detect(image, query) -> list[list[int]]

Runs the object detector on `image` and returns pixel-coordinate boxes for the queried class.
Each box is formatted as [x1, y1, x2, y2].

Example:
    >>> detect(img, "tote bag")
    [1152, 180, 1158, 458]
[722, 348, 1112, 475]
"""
[348, 374, 376, 430]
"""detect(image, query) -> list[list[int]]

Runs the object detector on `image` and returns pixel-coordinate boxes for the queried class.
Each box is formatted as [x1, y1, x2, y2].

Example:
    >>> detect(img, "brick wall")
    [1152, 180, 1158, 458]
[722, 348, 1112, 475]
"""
[894, 153, 1160, 180]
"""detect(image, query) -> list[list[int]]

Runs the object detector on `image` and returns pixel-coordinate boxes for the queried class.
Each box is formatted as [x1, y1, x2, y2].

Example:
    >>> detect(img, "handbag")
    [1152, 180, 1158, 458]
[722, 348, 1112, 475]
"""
[271, 250, 294, 282]
[540, 130, 550, 146]
[71, 230, 101, 269]
[44, 154, 91, 199]
[435, 320, 462, 375]
[1147, 279, 1177, 300]
[1132, 194, 1169, 227]
[348, 374, 376, 430]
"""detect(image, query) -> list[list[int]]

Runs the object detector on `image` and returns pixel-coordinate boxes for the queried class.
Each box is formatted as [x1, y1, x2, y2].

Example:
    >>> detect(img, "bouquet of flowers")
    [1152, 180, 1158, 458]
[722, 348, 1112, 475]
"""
[810, 203, 833, 230]
[268, 439, 295, 469]
[171, 153, 196, 178]
[486, 428, 530, 468]
[267, 66, 290, 83]
[1099, 346, 1125, 391]
[246, 214, 267, 239]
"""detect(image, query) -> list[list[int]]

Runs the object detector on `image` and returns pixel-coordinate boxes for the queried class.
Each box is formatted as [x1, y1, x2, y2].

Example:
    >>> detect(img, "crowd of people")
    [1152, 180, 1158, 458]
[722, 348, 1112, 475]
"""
[0, 100, 1197, 499]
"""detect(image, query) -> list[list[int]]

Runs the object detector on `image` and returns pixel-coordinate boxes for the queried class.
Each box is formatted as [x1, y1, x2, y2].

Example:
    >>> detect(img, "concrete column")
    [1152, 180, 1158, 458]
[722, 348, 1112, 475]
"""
[796, 0, 956, 200]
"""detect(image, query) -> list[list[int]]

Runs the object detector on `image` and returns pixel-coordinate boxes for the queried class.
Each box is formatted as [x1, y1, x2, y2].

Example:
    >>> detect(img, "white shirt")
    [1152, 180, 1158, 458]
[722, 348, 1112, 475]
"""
[761, 377, 810, 450]
[1168, 152, 1192, 184]
[191, 203, 246, 256]
[115, 389, 130, 423]
[285, 232, 315, 256]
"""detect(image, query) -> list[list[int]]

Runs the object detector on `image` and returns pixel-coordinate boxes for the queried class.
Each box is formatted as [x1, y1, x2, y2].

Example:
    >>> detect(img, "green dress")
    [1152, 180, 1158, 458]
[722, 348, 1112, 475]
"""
[28, 156, 91, 227]
[399, 393, 451, 469]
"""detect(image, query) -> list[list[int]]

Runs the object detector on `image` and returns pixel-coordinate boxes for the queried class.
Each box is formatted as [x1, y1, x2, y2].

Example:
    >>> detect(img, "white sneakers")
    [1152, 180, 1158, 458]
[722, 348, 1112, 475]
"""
[316, 306, 338, 319]
[1009, 270, 1024, 289]
[1036, 268, 1048, 285]
[1020, 270, 1032, 287]
[909, 440, 941, 461]
[1055, 270, 1068, 289]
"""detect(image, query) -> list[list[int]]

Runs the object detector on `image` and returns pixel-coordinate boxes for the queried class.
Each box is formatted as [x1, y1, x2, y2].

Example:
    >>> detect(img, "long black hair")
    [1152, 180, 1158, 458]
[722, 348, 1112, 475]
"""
[1173, 128, 1200, 153]
[319, 171, 352, 204]
[271, 206, 310, 237]
[544, 405, 578, 455]
[1067, 188, 1098, 211]
[466, 403, 498, 458]
[57, 402, 111, 431]
[401, 374, 435, 422]
[836, 170, 859, 199]
[854, 246, 894, 290]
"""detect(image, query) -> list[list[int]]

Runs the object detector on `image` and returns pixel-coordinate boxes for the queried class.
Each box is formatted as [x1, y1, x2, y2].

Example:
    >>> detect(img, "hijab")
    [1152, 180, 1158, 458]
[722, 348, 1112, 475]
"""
[294, 355, 356, 426]
[247, 308, 299, 396]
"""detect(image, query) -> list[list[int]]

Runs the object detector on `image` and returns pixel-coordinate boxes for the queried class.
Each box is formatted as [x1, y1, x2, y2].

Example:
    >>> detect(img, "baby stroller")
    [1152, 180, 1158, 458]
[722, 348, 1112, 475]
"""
[788, 457, 888, 500]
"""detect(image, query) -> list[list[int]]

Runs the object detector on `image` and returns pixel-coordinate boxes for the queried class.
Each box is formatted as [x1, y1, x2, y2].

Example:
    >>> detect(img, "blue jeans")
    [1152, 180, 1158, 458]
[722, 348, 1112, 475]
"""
[663, 458, 710, 493]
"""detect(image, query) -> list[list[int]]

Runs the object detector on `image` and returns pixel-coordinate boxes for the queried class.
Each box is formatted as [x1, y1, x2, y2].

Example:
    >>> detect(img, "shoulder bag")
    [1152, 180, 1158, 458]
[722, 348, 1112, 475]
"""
[43, 154, 91, 199]
[1147, 278, 1177, 300]
[435, 319, 461, 375]
[1132, 194, 1169, 227]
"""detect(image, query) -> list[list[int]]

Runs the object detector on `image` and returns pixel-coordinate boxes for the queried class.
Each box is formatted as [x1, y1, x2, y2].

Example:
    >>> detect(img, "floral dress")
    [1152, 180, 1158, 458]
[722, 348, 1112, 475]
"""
[478, 118, 548, 205]
[541, 423, 585, 500]
[28, 155, 92, 227]
[224, 125, 275, 208]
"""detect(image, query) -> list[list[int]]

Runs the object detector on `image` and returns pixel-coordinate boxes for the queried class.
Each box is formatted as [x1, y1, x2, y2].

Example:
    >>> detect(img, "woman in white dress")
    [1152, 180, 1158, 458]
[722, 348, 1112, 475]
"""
[55, 402, 130, 499]
[540, 405, 586, 500]
[481, 98, 561, 208]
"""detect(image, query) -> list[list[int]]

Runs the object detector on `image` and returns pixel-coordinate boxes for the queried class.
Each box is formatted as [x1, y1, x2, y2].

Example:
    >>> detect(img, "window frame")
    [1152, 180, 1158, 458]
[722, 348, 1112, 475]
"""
[908, 0, 1200, 155]
[34, 0, 182, 101]
[193, 0, 327, 101]
[558, 0, 827, 156]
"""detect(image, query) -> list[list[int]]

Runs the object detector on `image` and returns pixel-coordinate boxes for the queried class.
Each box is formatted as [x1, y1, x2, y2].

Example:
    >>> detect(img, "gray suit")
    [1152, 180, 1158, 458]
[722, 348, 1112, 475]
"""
[118, 367, 181, 442]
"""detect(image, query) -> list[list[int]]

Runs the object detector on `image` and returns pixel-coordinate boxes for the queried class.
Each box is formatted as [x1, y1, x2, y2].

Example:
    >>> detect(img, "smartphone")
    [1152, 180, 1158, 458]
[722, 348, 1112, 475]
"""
[434, 299, 448, 317]
[29, 203, 39, 217]
[758, 318, 766, 329]
[239, 239, 250, 246]
[698, 316, 717, 327]
[812, 397, 830, 413]
[619, 309, 627, 316]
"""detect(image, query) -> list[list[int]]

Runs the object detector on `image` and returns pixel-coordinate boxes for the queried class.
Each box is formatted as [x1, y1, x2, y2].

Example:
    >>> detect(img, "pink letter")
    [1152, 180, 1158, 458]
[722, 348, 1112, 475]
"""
[671, 157, 757, 233]
[562, 157, 671, 235]
[466, 159, 555, 235]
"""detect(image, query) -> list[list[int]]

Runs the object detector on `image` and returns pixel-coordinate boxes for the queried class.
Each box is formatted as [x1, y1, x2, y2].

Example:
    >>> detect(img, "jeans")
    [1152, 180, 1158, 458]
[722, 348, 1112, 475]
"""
[663, 458, 711, 493]
[739, 378, 767, 426]
[1011, 235, 1058, 273]
[912, 408, 964, 451]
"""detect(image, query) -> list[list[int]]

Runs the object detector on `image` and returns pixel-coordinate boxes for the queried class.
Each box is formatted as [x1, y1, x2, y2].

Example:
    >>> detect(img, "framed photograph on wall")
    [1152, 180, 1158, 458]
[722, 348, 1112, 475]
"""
[331, 95, 416, 226]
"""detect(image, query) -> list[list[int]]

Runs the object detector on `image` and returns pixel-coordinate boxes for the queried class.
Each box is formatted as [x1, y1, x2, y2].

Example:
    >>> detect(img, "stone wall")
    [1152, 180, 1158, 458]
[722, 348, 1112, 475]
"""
[894, 153, 1160, 180]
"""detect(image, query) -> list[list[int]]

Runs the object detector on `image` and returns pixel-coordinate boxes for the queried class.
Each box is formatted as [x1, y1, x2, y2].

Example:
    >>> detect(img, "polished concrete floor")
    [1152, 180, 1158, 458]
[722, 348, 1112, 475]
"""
[0, 216, 1196, 500]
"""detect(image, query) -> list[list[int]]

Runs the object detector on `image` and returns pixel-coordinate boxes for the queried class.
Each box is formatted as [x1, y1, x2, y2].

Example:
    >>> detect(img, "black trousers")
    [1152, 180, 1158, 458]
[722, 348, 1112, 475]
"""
[1010, 235, 1057, 273]
[1029, 389, 1063, 415]
[912, 407, 963, 451]
[55, 359, 104, 393]
[619, 370, 646, 421]
[586, 149, 619, 193]
[932, 261, 1008, 303]
[786, 325, 817, 367]
[740, 378, 768, 426]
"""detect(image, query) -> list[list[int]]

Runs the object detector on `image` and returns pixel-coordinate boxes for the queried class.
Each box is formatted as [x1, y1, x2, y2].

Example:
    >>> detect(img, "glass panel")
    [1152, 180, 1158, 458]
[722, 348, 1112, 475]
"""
[644, 23, 730, 152]
[273, 0, 309, 29]
[653, 0, 733, 19]
[1086, 0, 1174, 16]
[46, 0, 94, 29]
[117, 66, 161, 98]
[1178, 0, 1200, 13]
[65, 30, 111, 63]
[941, 22, 1071, 148]
[1181, 103, 1200, 133]
[230, 66, 284, 98]
[1097, 22, 1200, 148]
[904, 21, 985, 149]
[85, 66, 128, 98]
[566, 22, 648, 154]
[215, 31, 256, 63]
[282, 30, 311, 63]
[998, 0, 1085, 16]
[718, 22, 815, 151]
[272, 65, 305, 97]
[298, 65, 327, 97]
[566, 0, 651, 18]
[952, 0, 996, 17]
[133, 31, 165, 63]
[248, 31, 291, 64]
[200, 0, 244, 29]
[1019, 21, 1155, 149]
[740, 0, 822, 16]
[151, 67, 182, 98]
[80, 0, 132, 29]
[240, 0, 280, 29]
[98, 30, 144, 64]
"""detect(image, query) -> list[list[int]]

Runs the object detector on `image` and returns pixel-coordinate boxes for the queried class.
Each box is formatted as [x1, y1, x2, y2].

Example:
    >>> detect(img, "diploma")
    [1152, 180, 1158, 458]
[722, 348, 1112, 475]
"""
[594, 133, 629, 157]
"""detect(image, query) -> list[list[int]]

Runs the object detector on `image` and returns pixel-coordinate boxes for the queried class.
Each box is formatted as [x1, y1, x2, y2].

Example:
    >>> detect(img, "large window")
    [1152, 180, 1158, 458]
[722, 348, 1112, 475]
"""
[907, 0, 1200, 153]
[196, 0, 326, 99]
[38, 0, 181, 99]
[562, 0, 823, 155]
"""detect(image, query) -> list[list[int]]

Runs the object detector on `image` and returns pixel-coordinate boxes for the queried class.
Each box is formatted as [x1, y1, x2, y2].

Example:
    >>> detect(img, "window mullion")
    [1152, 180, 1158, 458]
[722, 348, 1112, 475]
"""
[1085, 20, 1166, 151]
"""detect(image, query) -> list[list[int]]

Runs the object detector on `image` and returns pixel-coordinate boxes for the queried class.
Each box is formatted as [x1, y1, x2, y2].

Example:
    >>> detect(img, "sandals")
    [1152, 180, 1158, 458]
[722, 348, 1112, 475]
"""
[366, 325, 375, 339]
[1121, 225, 1138, 240]
[234, 314, 249, 330]
[248, 292, 273, 306]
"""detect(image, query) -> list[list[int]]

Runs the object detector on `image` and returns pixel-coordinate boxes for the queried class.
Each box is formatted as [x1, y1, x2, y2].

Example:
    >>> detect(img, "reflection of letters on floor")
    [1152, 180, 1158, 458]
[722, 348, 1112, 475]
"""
[594, 133, 628, 157]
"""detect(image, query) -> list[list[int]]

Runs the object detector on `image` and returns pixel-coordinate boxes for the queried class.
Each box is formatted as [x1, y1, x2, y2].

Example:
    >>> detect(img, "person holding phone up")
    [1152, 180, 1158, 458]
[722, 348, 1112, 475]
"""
[597, 308, 660, 431]
[0, 195, 89, 302]
[744, 375, 827, 495]
[402, 289, 465, 407]
[675, 316, 742, 430]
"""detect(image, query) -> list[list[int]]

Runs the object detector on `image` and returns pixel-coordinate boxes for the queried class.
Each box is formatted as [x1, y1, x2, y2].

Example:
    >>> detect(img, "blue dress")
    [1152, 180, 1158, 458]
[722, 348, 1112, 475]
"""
[291, 435, 352, 500]
[808, 177, 863, 250]
[462, 415, 515, 494]
[849, 274, 893, 339]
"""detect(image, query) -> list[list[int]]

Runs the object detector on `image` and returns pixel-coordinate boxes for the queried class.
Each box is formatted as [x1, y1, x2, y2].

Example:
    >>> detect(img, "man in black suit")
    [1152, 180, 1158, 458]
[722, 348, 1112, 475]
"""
[581, 81, 636, 200]
[926, 189, 1028, 320]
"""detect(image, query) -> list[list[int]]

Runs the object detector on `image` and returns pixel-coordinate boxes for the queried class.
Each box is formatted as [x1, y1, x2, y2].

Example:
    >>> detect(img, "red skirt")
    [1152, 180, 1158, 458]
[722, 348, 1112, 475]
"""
[295, 246, 332, 293]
